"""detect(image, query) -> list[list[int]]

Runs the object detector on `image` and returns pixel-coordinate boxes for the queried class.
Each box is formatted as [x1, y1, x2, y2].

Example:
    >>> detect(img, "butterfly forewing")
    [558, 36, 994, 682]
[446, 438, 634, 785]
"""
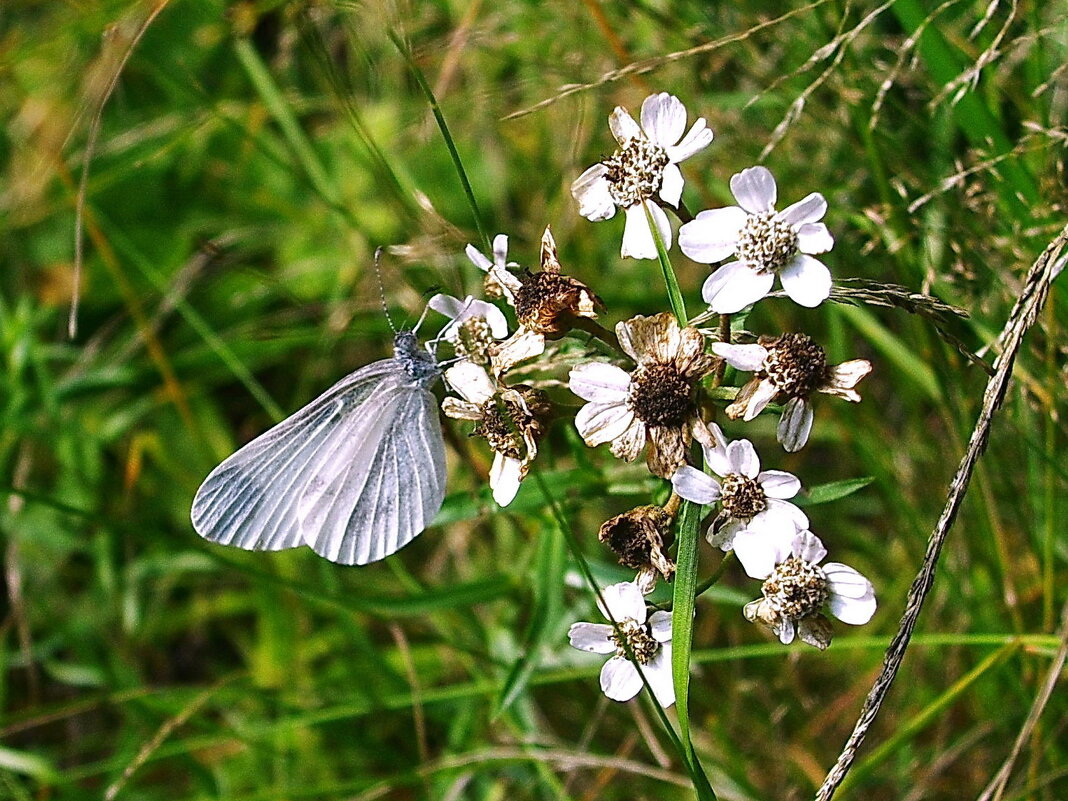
[191, 359, 401, 554]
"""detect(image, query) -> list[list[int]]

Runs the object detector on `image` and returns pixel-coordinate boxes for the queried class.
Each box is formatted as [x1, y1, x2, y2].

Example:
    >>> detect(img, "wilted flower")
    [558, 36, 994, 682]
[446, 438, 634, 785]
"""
[671, 424, 807, 551]
[468, 229, 602, 375]
[428, 293, 509, 366]
[442, 361, 551, 506]
[568, 581, 675, 706]
[570, 312, 716, 478]
[599, 505, 676, 593]
[571, 92, 713, 260]
[679, 166, 834, 312]
[741, 528, 876, 650]
[714, 333, 872, 451]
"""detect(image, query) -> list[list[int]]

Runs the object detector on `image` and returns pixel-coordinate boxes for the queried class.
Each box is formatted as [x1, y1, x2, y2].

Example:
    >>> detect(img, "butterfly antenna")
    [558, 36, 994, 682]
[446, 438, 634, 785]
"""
[373, 247, 396, 333]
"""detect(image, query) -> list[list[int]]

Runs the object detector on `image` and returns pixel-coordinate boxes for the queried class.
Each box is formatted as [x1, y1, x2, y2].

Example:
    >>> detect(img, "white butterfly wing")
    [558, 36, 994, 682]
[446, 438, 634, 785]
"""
[191, 359, 405, 553]
[296, 379, 447, 565]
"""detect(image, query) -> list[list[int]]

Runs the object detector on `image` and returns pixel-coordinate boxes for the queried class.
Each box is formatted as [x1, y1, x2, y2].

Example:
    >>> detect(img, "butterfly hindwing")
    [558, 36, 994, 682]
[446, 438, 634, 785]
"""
[297, 378, 446, 565]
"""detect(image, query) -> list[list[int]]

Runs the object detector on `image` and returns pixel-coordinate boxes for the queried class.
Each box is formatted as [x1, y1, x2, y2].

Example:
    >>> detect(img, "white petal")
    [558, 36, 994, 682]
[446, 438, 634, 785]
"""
[666, 118, 713, 163]
[737, 378, 779, 422]
[609, 106, 642, 143]
[640, 92, 686, 147]
[600, 657, 642, 702]
[826, 564, 877, 625]
[575, 401, 634, 447]
[731, 528, 780, 579]
[778, 397, 814, 452]
[704, 436, 734, 477]
[465, 243, 492, 272]
[569, 362, 632, 403]
[644, 645, 676, 707]
[708, 518, 745, 551]
[679, 207, 746, 264]
[763, 498, 809, 531]
[776, 618, 796, 645]
[702, 421, 729, 464]
[710, 342, 767, 372]
[748, 508, 804, 542]
[621, 201, 671, 260]
[428, 292, 466, 321]
[824, 562, 875, 600]
[730, 166, 777, 213]
[479, 302, 510, 339]
[726, 439, 760, 478]
[779, 254, 832, 308]
[791, 529, 826, 564]
[702, 261, 775, 314]
[445, 362, 495, 404]
[648, 610, 673, 643]
[778, 192, 827, 226]
[598, 581, 647, 624]
[758, 470, 801, 499]
[829, 592, 877, 626]
[671, 465, 722, 505]
[825, 360, 872, 395]
[796, 222, 834, 255]
[572, 164, 617, 222]
[658, 163, 684, 208]
[491, 234, 509, 267]
[490, 453, 523, 507]
[568, 622, 616, 654]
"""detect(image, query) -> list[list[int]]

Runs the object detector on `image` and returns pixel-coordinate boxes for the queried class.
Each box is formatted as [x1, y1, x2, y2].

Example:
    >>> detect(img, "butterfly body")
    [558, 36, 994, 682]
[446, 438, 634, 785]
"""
[191, 331, 447, 565]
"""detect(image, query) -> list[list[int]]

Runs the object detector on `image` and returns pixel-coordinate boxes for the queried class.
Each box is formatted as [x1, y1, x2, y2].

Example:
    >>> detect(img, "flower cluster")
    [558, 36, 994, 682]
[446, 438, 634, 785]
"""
[432, 91, 878, 709]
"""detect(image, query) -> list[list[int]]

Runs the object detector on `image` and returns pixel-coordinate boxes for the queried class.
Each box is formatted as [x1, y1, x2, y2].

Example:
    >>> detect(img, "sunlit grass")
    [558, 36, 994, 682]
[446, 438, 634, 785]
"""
[2, 1, 1066, 799]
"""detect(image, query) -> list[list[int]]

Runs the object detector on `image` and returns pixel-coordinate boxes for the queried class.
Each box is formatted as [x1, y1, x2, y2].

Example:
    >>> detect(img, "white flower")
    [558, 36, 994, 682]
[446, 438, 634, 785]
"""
[713, 333, 872, 452]
[441, 362, 550, 506]
[570, 313, 716, 478]
[428, 293, 509, 366]
[679, 166, 834, 313]
[670, 423, 808, 552]
[568, 581, 675, 706]
[741, 528, 876, 650]
[467, 229, 601, 375]
[571, 93, 713, 260]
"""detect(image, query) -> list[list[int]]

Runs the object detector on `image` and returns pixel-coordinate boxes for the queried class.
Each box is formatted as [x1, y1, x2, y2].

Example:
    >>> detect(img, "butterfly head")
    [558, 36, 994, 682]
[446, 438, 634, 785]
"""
[394, 330, 441, 385]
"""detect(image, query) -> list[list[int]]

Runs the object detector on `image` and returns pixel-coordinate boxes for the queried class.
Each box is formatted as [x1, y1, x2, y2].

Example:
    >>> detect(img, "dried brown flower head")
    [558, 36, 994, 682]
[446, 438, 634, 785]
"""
[599, 504, 676, 593]
[570, 313, 718, 478]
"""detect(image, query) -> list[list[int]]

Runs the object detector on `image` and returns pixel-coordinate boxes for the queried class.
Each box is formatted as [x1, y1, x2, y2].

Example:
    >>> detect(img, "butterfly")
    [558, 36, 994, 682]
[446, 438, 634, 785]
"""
[191, 329, 447, 565]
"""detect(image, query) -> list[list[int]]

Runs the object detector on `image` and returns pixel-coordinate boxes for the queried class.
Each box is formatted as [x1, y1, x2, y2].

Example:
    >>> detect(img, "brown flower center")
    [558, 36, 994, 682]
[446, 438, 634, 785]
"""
[611, 618, 660, 664]
[761, 555, 829, 619]
[512, 271, 574, 333]
[453, 317, 494, 366]
[762, 333, 829, 398]
[736, 211, 798, 273]
[604, 137, 670, 208]
[720, 473, 767, 519]
[473, 387, 550, 460]
[599, 506, 672, 570]
[627, 363, 694, 428]
[475, 398, 530, 459]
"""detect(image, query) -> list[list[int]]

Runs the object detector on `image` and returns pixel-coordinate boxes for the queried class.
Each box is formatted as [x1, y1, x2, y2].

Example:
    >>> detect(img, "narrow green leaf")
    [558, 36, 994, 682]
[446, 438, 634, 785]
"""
[0, 747, 58, 782]
[233, 38, 341, 211]
[671, 499, 718, 800]
[798, 476, 875, 506]
[389, 31, 490, 252]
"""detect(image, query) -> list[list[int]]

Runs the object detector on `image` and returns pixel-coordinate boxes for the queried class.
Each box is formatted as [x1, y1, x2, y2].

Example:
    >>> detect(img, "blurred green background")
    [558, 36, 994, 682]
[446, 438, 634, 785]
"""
[1, 1, 1066, 798]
